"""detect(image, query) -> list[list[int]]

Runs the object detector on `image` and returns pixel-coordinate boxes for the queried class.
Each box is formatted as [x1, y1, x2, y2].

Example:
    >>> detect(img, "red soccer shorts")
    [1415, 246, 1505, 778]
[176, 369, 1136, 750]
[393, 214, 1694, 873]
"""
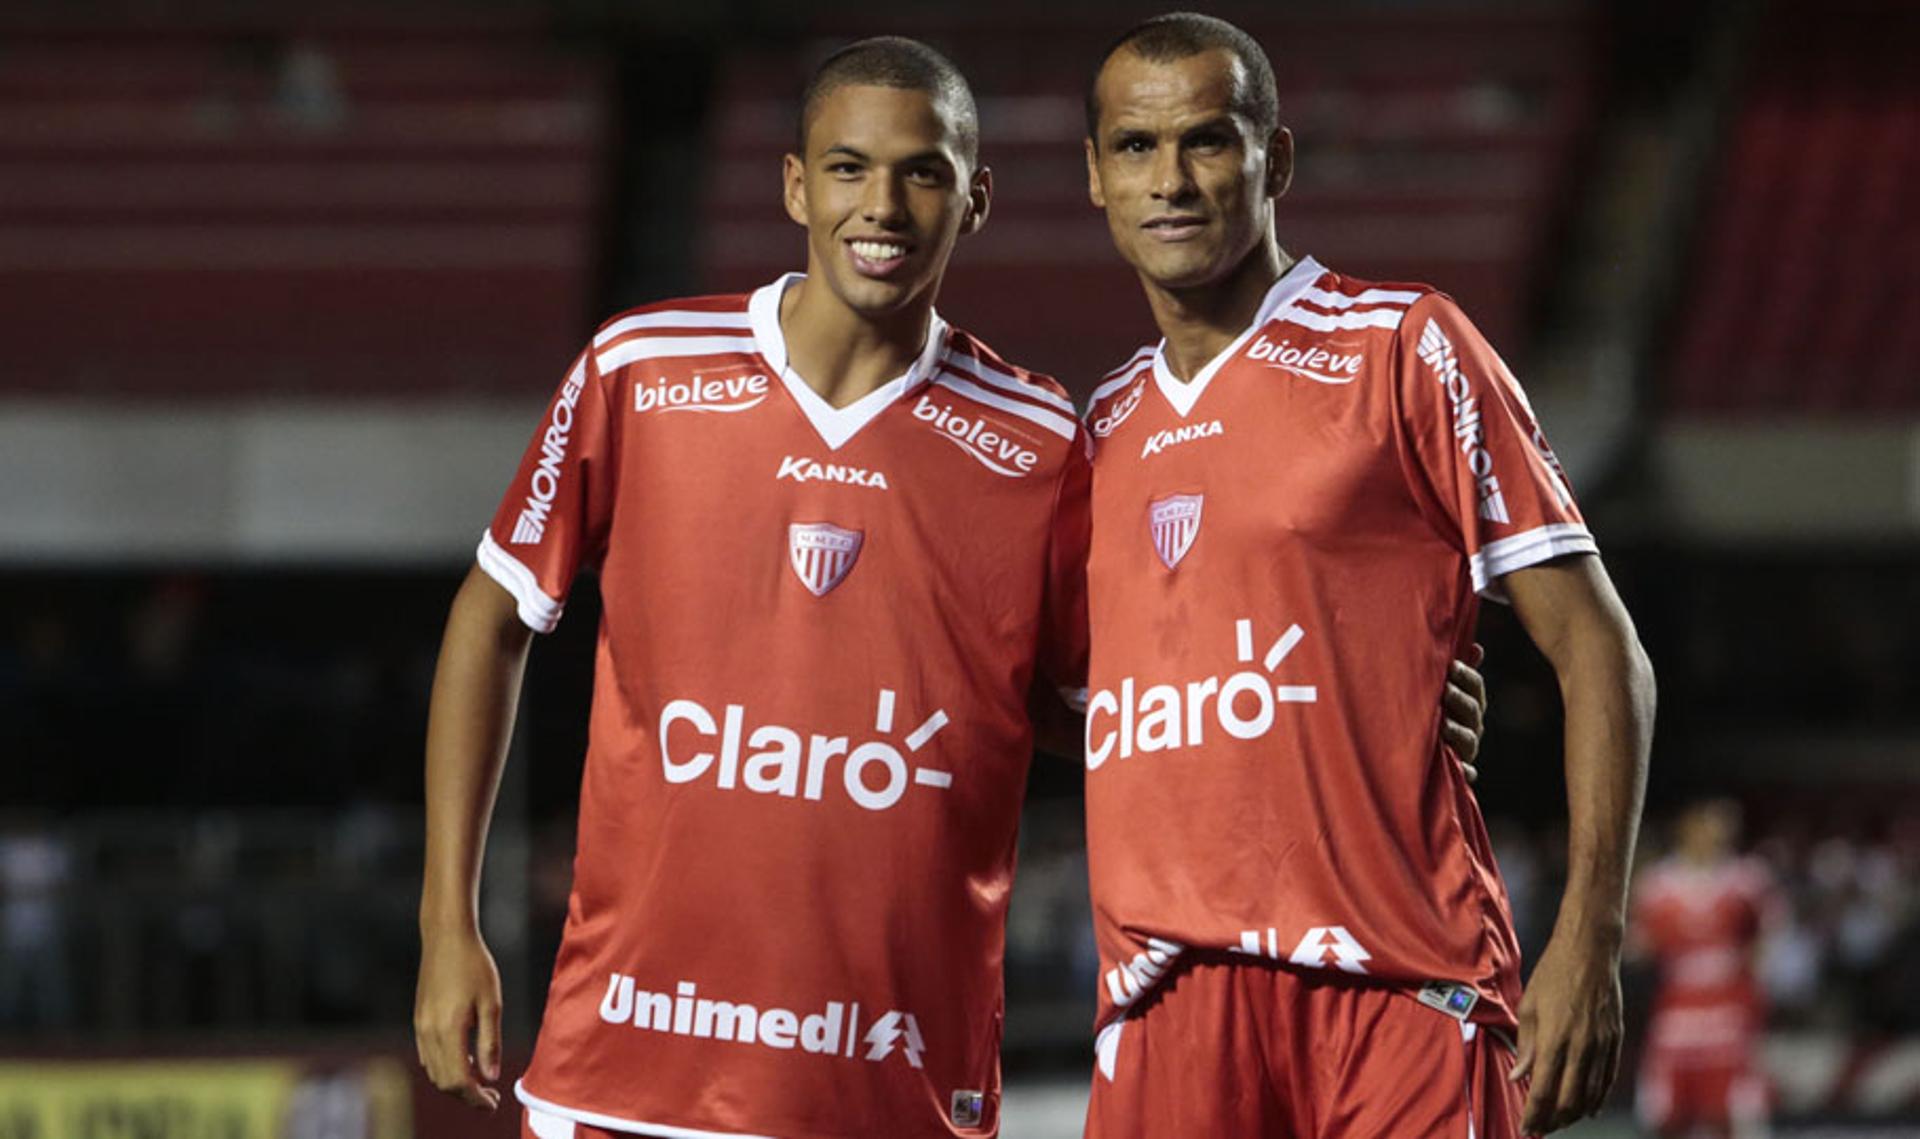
[1636, 1057, 1769, 1136]
[1085, 954, 1526, 1139]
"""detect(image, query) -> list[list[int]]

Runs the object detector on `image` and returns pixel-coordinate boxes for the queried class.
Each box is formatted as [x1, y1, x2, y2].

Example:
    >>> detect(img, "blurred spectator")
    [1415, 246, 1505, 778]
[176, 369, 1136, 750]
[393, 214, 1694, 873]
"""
[0, 816, 75, 1032]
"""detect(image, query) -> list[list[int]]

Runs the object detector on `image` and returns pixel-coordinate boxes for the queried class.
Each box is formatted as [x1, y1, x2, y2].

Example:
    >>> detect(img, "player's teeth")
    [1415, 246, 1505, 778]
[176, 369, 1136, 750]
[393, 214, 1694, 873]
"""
[852, 241, 906, 261]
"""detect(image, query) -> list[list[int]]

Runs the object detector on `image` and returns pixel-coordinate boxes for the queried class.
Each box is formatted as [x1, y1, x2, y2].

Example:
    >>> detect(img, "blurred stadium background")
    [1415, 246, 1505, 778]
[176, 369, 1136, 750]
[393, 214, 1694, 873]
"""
[1, 0, 1916, 1135]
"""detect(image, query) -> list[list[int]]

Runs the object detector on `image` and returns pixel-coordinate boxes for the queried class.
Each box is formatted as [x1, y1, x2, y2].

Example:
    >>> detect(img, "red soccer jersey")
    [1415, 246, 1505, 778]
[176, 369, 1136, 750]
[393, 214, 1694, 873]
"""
[478, 275, 1089, 1138]
[1080, 256, 1595, 1039]
[1632, 856, 1777, 1065]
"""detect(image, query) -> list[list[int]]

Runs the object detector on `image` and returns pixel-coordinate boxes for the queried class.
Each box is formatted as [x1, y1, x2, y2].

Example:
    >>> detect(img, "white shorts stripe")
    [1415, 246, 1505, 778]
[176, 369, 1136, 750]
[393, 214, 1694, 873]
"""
[595, 335, 760, 375]
[593, 310, 751, 346]
[525, 1107, 576, 1139]
[516, 1081, 777, 1139]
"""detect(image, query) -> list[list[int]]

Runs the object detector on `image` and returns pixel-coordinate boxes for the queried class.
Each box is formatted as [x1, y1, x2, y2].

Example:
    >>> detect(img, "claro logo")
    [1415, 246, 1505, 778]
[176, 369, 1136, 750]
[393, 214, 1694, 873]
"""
[1085, 618, 1318, 769]
[659, 688, 953, 811]
[597, 975, 924, 1068]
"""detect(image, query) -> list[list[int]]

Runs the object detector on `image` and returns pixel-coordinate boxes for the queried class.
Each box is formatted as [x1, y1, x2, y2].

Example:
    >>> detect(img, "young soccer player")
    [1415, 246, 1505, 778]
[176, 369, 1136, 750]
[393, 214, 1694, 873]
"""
[1631, 801, 1778, 1139]
[1076, 14, 1655, 1137]
[414, 33, 1488, 1139]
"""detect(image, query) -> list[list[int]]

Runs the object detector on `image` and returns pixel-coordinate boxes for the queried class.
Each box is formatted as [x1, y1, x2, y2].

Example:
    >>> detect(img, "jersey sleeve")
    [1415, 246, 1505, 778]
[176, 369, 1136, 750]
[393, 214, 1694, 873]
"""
[475, 347, 618, 633]
[1040, 429, 1092, 710]
[1395, 292, 1596, 601]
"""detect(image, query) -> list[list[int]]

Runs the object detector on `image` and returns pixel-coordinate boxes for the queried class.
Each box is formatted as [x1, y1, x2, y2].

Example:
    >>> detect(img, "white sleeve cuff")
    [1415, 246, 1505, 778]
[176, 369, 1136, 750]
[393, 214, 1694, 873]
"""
[1470, 523, 1598, 603]
[476, 530, 564, 633]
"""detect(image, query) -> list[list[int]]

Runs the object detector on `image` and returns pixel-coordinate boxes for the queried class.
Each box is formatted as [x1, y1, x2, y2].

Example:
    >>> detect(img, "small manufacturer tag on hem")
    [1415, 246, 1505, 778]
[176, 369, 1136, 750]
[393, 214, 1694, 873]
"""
[950, 1089, 985, 1128]
[1416, 980, 1479, 1021]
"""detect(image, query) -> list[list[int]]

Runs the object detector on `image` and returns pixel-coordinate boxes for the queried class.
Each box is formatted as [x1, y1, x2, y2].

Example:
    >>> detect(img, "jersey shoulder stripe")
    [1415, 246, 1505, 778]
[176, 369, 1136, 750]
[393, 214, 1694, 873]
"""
[1097, 346, 1155, 385]
[1298, 285, 1423, 311]
[1278, 306, 1409, 333]
[941, 334, 1077, 418]
[935, 368, 1077, 442]
[1089, 353, 1152, 407]
[594, 308, 753, 347]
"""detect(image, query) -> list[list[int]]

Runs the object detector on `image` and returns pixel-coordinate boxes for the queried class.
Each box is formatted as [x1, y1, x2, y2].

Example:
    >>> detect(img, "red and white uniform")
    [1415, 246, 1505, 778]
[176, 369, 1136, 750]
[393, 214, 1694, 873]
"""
[1080, 257, 1594, 1131]
[1632, 857, 1778, 1134]
[480, 275, 1089, 1139]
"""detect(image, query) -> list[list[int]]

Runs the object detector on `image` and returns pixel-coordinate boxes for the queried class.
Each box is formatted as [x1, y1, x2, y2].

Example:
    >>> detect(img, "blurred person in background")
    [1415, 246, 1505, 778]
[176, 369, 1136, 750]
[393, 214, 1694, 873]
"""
[1075, 13, 1653, 1137]
[0, 815, 74, 1033]
[1629, 799, 1778, 1139]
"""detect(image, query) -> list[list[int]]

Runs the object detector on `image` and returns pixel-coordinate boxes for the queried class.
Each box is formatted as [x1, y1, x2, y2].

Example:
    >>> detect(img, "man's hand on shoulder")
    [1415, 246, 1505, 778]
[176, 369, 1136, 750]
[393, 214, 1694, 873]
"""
[1442, 643, 1488, 781]
[414, 924, 505, 1111]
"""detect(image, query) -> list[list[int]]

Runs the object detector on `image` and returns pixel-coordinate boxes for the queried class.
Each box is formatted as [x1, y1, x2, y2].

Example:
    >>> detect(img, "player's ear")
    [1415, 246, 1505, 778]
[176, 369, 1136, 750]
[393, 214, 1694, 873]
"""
[959, 164, 992, 236]
[782, 152, 808, 227]
[1085, 137, 1107, 209]
[1266, 126, 1294, 200]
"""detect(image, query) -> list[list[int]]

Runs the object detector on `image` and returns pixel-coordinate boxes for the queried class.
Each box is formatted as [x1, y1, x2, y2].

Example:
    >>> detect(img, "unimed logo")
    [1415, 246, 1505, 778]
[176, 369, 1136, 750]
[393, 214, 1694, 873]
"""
[598, 975, 924, 1068]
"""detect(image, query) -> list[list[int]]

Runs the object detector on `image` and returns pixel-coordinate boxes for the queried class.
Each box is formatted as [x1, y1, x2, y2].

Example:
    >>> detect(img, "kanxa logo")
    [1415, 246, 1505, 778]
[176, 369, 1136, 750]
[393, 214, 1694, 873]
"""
[1230, 925, 1372, 975]
[659, 687, 953, 812]
[596, 975, 924, 1067]
[777, 456, 890, 490]
[1139, 420, 1223, 458]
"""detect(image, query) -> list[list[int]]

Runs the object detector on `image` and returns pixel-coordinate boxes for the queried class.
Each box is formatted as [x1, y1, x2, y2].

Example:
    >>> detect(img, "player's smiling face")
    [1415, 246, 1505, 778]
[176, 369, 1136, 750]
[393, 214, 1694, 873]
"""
[1086, 48, 1290, 293]
[784, 84, 988, 320]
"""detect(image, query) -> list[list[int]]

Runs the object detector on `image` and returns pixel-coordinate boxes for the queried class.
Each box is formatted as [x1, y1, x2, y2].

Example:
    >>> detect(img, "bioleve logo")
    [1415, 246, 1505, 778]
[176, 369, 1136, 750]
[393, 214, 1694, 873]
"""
[1089, 379, 1145, 438]
[596, 975, 923, 1067]
[911, 394, 1040, 476]
[633, 372, 769, 414]
[659, 687, 953, 812]
[1246, 334, 1363, 384]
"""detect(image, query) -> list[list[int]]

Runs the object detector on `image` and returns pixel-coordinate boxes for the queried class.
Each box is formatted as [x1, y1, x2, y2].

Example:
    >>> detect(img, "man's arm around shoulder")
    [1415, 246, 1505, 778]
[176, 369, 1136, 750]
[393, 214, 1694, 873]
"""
[1503, 554, 1655, 1134]
[414, 566, 535, 1111]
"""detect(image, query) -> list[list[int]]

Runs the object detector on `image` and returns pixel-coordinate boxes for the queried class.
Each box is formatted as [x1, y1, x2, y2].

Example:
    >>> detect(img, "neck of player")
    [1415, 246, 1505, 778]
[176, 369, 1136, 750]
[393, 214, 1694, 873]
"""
[1148, 234, 1293, 382]
[780, 275, 935, 409]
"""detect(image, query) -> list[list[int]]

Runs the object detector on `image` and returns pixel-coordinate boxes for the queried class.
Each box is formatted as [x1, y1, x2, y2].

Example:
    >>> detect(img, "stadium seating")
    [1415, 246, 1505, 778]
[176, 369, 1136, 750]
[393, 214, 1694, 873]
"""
[0, 11, 606, 395]
[699, 9, 1597, 393]
[1666, 1, 1920, 413]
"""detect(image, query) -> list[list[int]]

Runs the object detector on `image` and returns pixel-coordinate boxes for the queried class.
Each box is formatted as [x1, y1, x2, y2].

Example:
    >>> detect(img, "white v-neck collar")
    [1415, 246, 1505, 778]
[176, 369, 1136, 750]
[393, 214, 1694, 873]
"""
[1150, 255, 1325, 419]
[747, 273, 951, 451]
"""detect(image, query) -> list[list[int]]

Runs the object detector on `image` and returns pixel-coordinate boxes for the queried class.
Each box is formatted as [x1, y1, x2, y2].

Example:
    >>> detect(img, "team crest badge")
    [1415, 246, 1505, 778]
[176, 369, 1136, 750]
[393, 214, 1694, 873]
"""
[1148, 493, 1203, 570]
[788, 522, 864, 596]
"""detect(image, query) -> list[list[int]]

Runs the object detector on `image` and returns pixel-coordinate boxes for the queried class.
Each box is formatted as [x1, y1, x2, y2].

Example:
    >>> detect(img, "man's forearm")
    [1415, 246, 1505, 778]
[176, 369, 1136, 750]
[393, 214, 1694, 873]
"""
[421, 569, 535, 934]
[1551, 629, 1654, 943]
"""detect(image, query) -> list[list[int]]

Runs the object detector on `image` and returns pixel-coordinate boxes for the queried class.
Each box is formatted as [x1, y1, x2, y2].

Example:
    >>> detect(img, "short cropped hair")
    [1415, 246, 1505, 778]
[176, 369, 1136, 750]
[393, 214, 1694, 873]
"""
[1086, 13, 1280, 145]
[797, 36, 979, 166]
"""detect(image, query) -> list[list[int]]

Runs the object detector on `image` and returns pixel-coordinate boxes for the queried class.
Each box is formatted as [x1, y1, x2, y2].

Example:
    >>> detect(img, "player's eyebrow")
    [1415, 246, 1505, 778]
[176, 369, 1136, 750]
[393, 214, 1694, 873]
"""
[823, 144, 956, 172]
[821, 144, 872, 162]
